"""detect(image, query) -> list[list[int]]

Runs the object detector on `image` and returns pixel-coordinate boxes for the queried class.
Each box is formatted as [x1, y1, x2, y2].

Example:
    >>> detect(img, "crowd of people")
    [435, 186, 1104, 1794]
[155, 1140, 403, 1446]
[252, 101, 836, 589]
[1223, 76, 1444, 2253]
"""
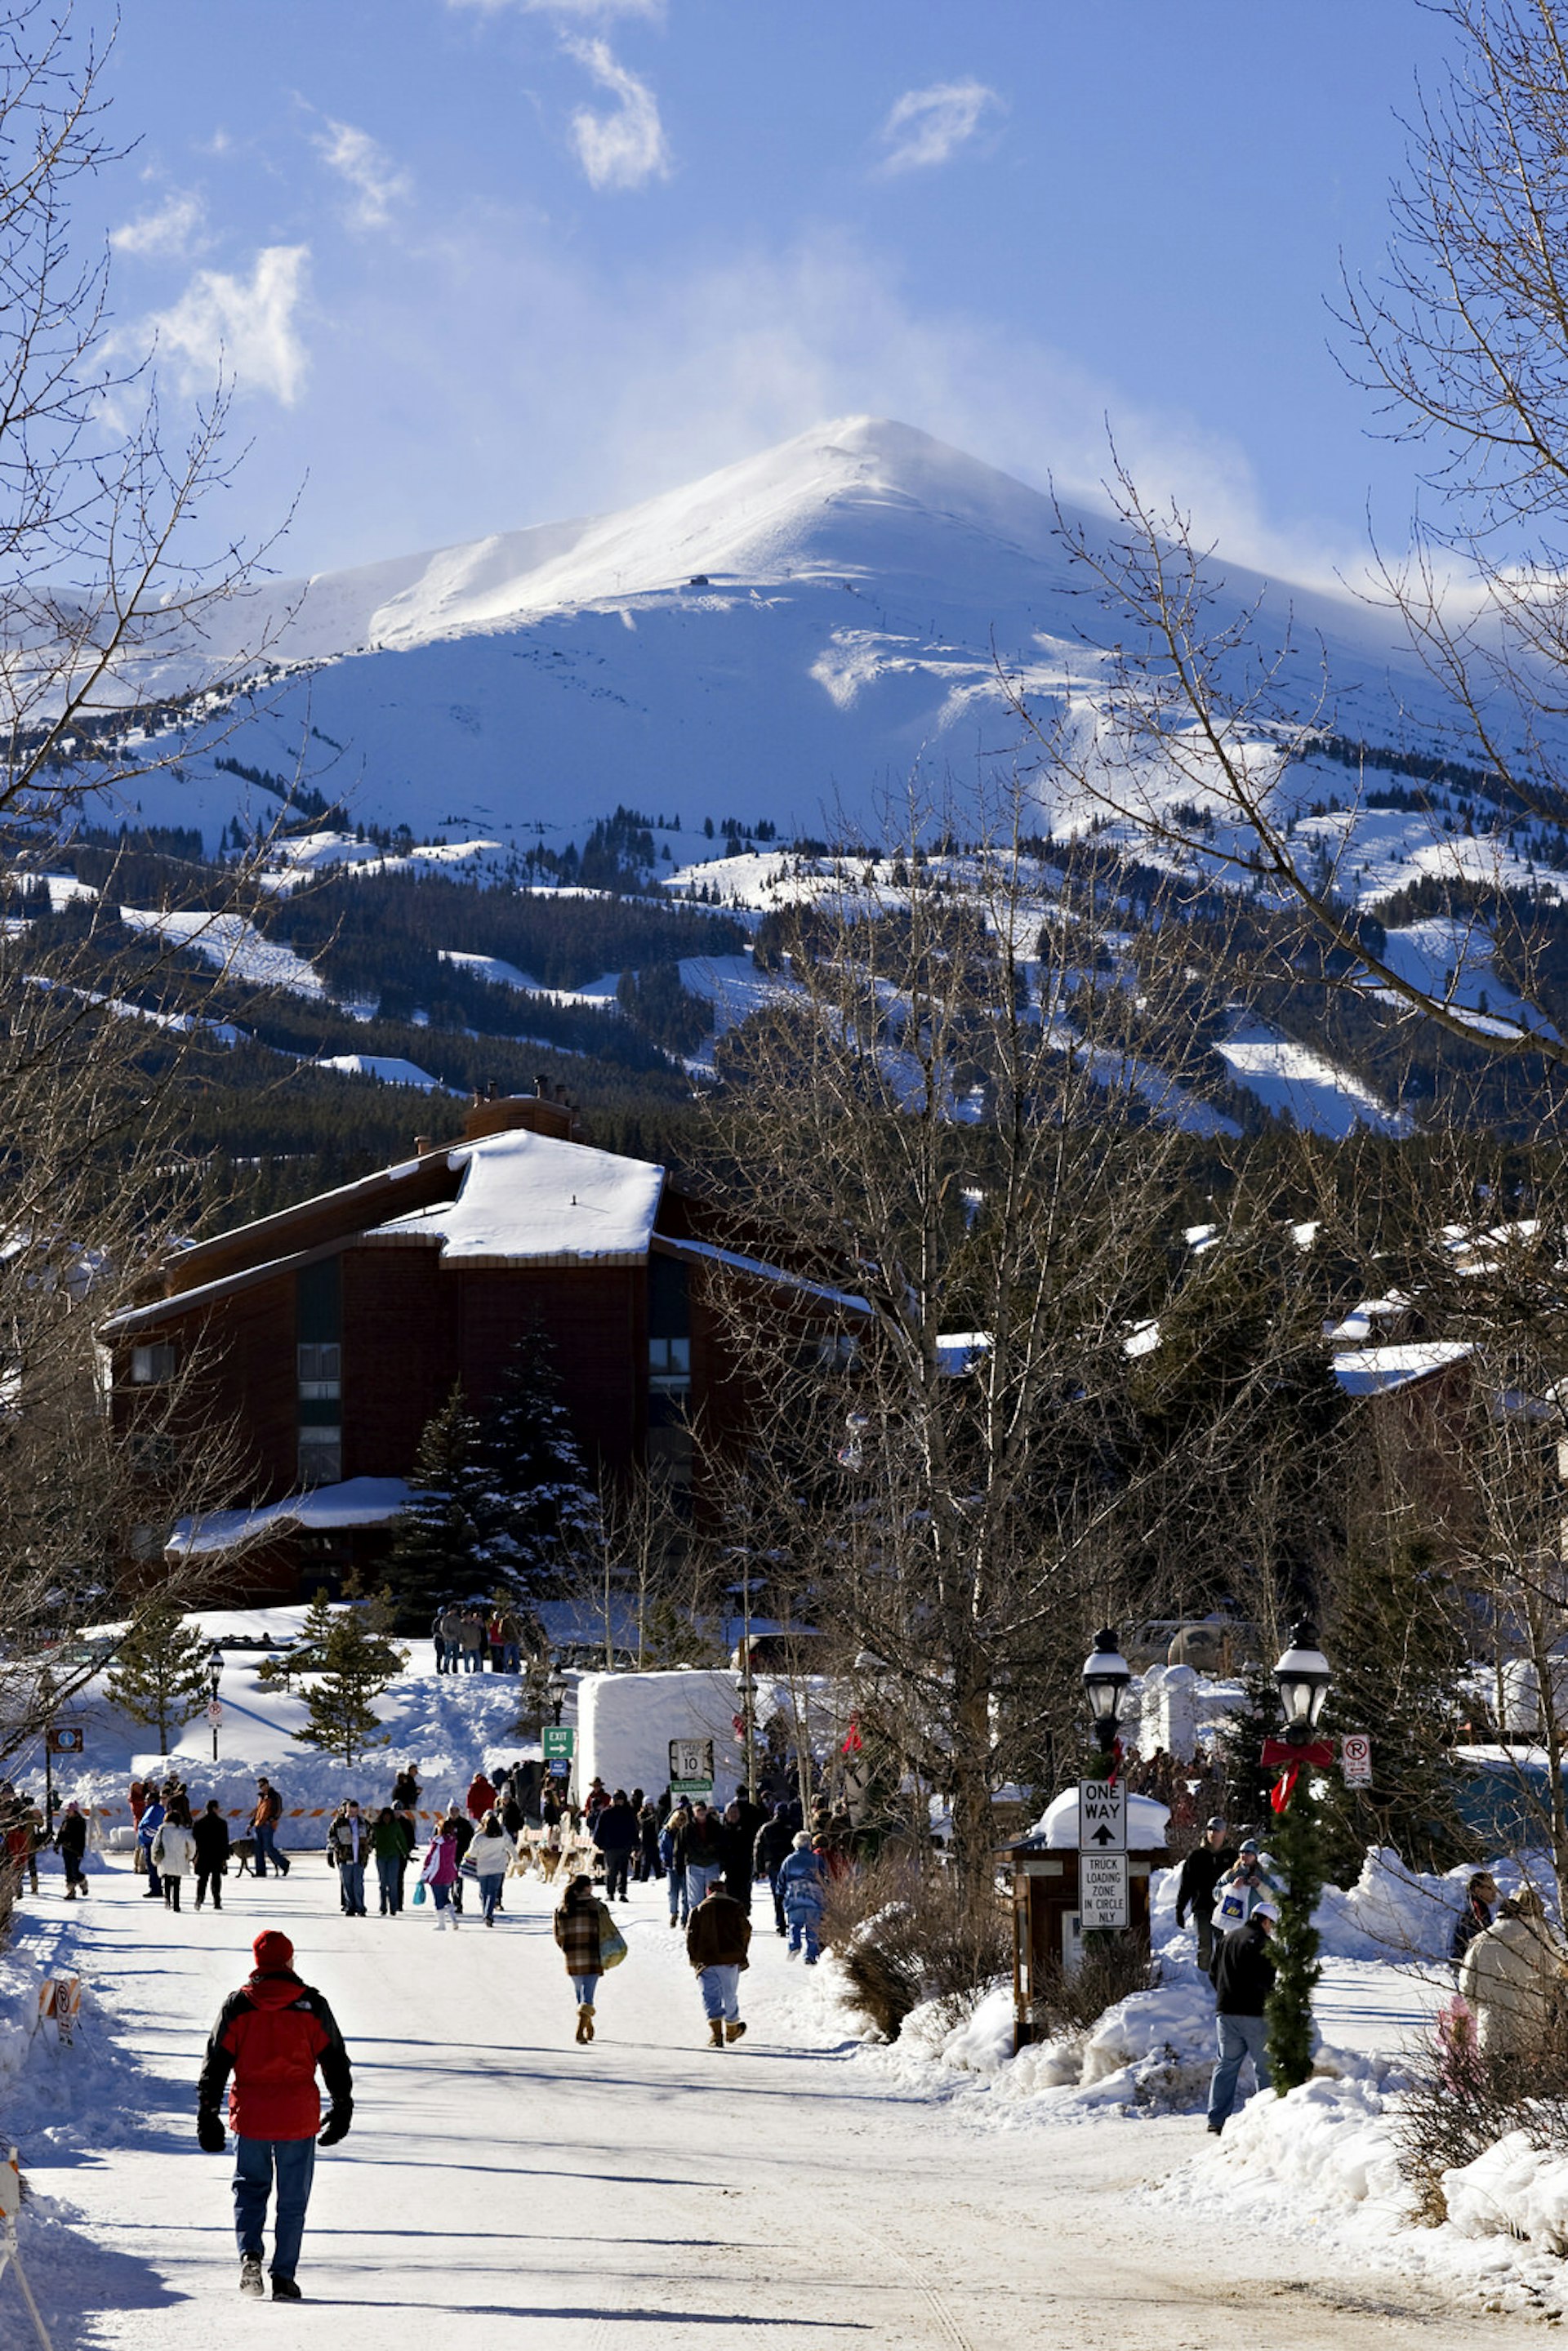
[430, 1607, 531, 1673]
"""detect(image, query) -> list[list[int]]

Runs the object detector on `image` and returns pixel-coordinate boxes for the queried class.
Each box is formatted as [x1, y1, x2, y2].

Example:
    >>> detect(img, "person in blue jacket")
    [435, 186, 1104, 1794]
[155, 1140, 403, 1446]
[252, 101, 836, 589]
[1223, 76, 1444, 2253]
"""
[138, 1792, 167, 1899]
[777, 1831, 826, 1964]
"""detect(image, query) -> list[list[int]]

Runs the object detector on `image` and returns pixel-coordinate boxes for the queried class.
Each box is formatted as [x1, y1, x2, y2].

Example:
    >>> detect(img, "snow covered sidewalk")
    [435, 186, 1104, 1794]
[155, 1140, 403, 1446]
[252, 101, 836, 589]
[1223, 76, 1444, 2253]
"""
[0, 1859, 1547, 2349]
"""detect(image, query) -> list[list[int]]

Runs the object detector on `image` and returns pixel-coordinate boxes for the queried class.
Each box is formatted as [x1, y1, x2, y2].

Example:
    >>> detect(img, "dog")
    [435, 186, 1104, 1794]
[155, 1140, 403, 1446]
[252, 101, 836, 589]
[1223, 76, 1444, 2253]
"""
[229, 1836, 257, 1877]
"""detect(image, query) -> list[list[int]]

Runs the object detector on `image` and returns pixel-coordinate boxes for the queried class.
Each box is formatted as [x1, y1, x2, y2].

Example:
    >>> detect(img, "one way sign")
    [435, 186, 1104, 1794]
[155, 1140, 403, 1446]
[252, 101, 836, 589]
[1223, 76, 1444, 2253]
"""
[1078, 1779, 1127, 1852]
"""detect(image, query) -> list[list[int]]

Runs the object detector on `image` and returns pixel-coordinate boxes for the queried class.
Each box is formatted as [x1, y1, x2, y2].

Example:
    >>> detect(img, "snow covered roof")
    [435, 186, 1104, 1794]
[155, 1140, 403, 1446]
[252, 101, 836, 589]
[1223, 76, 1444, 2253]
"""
[1331, 1340, 1473, 1398]
[374, 1128, 666, 1265]
[167, 1476, 413, 1558]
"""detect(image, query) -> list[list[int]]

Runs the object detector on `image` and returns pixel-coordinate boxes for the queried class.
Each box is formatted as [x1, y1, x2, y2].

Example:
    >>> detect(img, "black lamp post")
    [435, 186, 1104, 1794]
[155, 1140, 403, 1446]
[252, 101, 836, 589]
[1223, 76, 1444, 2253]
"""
[1263, 1620, 1333, 2093]
[1081, 1627, 1130, 1762]
[208, 1644, 224, 1763]
[546, 1669, 567, 1728]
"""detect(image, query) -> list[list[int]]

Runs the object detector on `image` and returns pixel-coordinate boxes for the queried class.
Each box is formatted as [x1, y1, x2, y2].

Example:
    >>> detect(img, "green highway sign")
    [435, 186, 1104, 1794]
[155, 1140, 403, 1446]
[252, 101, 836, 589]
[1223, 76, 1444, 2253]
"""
[542, 1726, 575, 1760]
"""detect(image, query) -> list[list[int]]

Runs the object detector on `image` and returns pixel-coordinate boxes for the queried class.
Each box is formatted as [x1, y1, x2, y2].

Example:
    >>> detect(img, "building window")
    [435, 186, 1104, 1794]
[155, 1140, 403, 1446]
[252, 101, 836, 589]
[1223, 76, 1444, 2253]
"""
[130, 1342, 176, 1385]
[297, 1342, 341, 1400]
[298, 1427, 341, 1486]
[648, 1335, 691, 1395]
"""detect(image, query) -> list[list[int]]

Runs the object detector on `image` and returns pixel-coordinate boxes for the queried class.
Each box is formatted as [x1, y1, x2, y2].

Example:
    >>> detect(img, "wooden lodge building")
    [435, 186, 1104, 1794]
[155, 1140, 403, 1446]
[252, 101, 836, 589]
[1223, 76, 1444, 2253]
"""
[100, 1089, 846, 1603]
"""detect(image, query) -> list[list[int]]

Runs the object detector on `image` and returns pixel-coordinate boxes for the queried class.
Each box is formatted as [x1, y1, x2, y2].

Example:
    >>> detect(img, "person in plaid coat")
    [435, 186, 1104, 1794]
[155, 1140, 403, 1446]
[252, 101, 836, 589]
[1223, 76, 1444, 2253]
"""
[553, 1872, 612, 2042]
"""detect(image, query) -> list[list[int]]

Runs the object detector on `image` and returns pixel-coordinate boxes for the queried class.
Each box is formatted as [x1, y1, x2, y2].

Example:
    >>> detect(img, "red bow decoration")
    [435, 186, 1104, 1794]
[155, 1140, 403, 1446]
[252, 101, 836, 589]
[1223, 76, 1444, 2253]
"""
[840, 1719, 863, 1755]
[1107, 1735, 1125, 1790]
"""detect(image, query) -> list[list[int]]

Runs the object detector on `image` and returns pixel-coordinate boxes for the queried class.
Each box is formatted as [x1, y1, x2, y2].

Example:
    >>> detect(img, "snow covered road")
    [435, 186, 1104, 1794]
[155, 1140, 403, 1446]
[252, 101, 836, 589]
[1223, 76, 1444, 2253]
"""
[8, 1859, 1542, 2349]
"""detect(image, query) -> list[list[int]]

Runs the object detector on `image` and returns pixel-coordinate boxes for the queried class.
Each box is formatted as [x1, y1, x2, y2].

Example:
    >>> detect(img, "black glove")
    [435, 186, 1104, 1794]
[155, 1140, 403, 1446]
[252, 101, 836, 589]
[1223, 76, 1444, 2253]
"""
[197, 2108, 226, 2154]
[317, 2103, 352, 2148]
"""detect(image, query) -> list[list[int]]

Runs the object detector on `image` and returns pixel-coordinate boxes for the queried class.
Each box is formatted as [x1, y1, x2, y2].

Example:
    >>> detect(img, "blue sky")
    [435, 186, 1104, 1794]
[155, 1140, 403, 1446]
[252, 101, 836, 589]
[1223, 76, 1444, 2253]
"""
[92, 1, 1459, 586]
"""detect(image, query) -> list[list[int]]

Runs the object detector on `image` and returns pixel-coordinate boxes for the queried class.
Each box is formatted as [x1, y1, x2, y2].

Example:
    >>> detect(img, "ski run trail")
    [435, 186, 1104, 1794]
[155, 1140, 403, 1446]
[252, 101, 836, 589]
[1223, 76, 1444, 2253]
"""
[0, 1856, 1541, 2351]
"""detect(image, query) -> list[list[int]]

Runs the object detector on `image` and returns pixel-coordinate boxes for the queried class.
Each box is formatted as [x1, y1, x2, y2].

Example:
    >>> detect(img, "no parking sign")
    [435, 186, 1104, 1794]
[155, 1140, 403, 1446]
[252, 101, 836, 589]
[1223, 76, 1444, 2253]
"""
[1341, 1734, 1372, 1786]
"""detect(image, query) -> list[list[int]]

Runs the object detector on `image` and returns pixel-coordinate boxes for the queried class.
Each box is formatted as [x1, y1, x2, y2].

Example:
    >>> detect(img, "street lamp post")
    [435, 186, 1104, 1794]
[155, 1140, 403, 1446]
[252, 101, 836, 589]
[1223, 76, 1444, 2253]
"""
[1262, 1620, 1334, 2095]
[546, 1669, 567, 1728]
[208, 1645, 224, 1764]
[1080, 1627, 1131, 1772]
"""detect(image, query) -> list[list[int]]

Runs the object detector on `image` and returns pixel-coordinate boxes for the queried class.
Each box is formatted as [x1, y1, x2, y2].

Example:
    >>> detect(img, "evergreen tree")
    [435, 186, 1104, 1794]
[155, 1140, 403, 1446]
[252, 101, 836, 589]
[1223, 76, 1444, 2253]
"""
[105, 1604, 213, 1755]
[1265, 1778, 1325, 2093]
[1317, 1531, 1473, 1881]
[292, 1588, 408, 1769]
[382, 1386, 497, 1625]
[474, 1330, 599, 1603]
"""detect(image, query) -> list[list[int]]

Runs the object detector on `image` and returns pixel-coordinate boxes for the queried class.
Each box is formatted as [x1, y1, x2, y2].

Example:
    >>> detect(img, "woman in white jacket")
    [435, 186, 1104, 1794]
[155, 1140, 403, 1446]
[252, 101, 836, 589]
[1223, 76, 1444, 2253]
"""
[151, 1806, 197, 1912]
[468, 1810, 511, 1926]
[1459, 1888, 1567, 2055]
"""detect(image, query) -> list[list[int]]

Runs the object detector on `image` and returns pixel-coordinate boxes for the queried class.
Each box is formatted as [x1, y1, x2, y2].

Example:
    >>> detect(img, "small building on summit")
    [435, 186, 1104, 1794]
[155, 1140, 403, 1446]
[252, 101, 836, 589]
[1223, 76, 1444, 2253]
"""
[99, 1091, 830, 1602]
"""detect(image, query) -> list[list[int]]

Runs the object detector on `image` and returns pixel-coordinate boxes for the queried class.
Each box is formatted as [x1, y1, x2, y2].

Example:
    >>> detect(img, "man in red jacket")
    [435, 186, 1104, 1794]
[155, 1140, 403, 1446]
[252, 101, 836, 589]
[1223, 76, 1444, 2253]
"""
[197, 1929, 353, 2302]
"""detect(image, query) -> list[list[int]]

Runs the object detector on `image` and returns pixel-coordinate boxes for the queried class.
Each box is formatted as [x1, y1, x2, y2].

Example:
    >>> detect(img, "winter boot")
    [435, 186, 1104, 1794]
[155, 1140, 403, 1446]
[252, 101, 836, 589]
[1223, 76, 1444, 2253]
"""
[708, 2016, 725, 2048]
[434, 1911, 448, 1931]
[725, 2020, 747, 2043]
[575, 2006, 590, 2043]
[240, 2255, 265, 2297]
[272, 2277, 302, 2301]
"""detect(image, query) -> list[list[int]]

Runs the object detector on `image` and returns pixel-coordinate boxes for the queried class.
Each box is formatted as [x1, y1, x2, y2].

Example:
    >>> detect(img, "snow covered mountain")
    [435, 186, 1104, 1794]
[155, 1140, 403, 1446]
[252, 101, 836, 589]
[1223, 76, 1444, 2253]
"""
[126, 416, 1463, 856]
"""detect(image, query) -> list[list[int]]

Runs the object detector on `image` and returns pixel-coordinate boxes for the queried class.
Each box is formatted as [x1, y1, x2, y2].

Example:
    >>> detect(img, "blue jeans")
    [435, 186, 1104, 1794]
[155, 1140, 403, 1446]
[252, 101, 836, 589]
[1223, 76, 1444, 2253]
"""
[686, 1860, 723, 1910]
[233, 2135, 316, 2282]
[768, 1868, 786, 1933]
[571, 1971, 601, 2007]
[462, 1648, 480, 1673]
[1207, 2012, 1271, 2131]
[668, 1868, 689, 1924]
[253, 1822, 288, 1877]
[786, 1911, 821, 1960]
[501, 1643, 520, 1672]
[698, 1963, 742, 2023]
[376, 1855, 402, 1912]
[434, 1639, 450, 1673]
[140, 1844, 162, 1895]
[337, 1859, 366, 1914]
[478, 1871, 505, 1921]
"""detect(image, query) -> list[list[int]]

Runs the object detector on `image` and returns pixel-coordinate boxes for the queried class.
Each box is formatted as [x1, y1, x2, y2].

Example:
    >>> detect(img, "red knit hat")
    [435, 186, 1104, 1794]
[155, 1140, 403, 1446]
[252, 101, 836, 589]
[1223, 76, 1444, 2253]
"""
[252, 1930, 294, 1973]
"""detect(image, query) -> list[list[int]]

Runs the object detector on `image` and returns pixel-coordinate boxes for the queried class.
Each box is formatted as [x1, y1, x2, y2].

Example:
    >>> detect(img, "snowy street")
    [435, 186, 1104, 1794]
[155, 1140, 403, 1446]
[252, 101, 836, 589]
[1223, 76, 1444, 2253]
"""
[7, 1857, 1539, 2350]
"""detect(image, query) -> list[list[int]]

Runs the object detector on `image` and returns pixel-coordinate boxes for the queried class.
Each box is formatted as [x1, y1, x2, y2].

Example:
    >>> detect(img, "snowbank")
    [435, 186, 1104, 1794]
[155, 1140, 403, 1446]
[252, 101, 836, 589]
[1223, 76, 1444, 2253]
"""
[577, 1667, 742, 1803]
[1445, 2132, 1568, 2255]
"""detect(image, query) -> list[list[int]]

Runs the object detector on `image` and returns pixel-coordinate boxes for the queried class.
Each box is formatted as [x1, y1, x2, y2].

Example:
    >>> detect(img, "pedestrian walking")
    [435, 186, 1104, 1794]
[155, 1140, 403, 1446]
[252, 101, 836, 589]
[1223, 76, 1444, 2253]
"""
[193, 1798, 231, 1911]
[720, 1799, 755, 1911]
[419, 1819, 461, 1929]
[447, 1806, 474, 1912]
[635, 1801, 662, 1884]
[593, 1788, 638, 1901]
[466, 1770, 497, 1820]
[137, 1790, 166, 1899]
[468, 1810, 511, 1924]
[250, 1779, 290, 1879]
[55, 1801, 89, 1899]
[778, 1832, 826, 1962]
[686, 1876, 752, 2046]
[326, 1801, 369, 1917]
[554, 1870, 622, 2042]
[755, 1806, 794, 1936]
[372, 1806, 412, 1914]
[153, 1804, 197, 1912]
[1205, 1899, 1277, 2134]
[675, 1798, 726, 1914]
[1174, 1818, 1236, 1974]
[662, 1802, 691, 1927]
[197, 1929, 353, 2303]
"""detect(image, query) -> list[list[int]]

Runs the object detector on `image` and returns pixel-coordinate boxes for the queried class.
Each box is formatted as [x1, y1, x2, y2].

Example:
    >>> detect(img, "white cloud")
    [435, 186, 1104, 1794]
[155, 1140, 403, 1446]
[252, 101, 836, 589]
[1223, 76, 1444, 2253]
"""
[311, 117, 411, 230]
[564, 35, 670, 191]
[144, 246, 310, 407]
[876, 80, 1001, 176]
[110, 190, 206, 261]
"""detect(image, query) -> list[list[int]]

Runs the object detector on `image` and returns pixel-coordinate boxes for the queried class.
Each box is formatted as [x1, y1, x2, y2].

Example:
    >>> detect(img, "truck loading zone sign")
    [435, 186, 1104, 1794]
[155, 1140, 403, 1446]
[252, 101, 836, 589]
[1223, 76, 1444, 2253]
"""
[1080, 1851, 1130, 1930]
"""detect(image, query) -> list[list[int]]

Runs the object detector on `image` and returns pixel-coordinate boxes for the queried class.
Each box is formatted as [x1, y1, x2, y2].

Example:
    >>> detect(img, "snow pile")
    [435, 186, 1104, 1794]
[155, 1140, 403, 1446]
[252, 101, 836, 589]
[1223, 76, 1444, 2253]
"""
[1028, 1788, 1171, 1848]
[577, 1667, 742, 1804]
[378, 1126, 665, 1262]
[1178, 2050, 1409, 2214]
[1316, 1846, 1467, 1961]
[1444, 2132, 1568, 2255]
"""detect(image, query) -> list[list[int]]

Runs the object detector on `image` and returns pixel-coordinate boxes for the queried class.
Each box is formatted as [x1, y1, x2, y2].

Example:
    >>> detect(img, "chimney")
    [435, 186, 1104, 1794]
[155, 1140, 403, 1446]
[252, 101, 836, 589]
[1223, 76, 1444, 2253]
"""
[413, 1134, 433, 1156]
[535, 1073, 549, 1098]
